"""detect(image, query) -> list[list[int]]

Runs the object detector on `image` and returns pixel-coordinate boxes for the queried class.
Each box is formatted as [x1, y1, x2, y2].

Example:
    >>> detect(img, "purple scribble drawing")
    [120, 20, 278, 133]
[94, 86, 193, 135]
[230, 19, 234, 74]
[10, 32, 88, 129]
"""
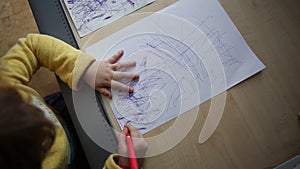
[112, 68, 180, 125]
[109, 33, 203, 132]
[127, 0, 135, 7]
[64, 0, 155, 37]
[192, 16, 240, 68]
[67, 0, 75, 4]
[94, 0, 108, 6]
[104, 15, 113, 20]
[107, 26, 242, 133]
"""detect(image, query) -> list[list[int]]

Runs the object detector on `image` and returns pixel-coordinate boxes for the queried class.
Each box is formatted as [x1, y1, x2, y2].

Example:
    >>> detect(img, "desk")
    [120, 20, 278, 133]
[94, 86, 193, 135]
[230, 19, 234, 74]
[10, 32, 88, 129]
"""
[35, 0, 300, 168]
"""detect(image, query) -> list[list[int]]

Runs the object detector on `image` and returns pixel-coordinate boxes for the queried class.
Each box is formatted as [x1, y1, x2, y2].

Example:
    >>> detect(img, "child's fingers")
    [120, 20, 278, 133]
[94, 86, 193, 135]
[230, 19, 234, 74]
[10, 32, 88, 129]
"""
[113, 72, 138, 80]
[123, 125, 148, 158]
[107, 50, 124, 64]
[118, 127, 128, 156]
[97, 88, 112, 99]
[126, 124, 142, 138]
[112, 61, 136, 70]
[111, 81, 134, 93]
[119, 126, 128, 143]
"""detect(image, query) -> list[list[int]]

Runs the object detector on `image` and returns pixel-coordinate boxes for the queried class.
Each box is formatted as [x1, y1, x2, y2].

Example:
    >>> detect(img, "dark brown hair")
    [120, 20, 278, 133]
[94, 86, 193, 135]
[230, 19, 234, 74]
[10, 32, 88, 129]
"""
[0, 86, 56, 169]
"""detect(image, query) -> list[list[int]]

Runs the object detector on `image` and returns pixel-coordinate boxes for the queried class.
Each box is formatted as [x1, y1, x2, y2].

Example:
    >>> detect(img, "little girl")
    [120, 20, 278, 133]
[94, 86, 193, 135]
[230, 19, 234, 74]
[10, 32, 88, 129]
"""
[0, 34, 147, 169]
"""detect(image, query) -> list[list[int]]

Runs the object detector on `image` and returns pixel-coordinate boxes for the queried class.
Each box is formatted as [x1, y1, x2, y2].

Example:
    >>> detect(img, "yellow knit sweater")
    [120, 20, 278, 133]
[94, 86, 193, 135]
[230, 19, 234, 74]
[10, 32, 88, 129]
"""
[0, 34, 122, 169]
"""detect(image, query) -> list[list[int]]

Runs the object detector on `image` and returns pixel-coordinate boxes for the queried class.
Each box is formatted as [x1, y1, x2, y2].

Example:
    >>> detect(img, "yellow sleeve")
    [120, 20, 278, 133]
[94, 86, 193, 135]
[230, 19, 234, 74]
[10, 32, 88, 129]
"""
[103, 154, 122, 169]
[0, 33, 95, 90]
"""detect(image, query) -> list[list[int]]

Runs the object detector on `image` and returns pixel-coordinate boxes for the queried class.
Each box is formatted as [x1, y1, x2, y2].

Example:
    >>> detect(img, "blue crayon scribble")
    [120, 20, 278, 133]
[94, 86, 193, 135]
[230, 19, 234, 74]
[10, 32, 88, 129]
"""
[127, 0, 135, 7]
[64, 0, 154, 37]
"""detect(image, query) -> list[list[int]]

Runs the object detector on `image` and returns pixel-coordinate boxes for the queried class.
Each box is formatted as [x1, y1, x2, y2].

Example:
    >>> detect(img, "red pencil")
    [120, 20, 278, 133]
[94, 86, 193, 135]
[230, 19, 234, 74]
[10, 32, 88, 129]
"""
[126, 129, 139, 169]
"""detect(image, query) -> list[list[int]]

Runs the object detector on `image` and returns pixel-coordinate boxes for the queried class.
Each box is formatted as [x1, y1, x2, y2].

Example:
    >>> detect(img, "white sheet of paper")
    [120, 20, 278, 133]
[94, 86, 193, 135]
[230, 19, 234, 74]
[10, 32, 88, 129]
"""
[85, 0, 265, 134]
[63, 0, 155, 37]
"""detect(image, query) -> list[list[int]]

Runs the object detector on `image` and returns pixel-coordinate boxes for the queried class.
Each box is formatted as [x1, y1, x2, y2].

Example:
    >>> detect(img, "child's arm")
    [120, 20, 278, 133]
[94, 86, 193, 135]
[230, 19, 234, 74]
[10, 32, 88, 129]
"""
[0, 34, 137, 97]
[0, 34, 93, 89]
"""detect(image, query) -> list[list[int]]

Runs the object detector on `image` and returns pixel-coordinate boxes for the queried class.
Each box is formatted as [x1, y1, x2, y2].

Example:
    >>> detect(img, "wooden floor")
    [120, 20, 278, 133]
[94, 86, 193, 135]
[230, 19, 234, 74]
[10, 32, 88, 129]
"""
[0, 0, 60, 97]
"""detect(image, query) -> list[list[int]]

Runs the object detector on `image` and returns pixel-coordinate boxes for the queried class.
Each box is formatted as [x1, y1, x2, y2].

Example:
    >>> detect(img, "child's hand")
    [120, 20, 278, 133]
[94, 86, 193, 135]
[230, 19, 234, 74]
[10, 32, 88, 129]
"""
[83, 50, 139, 99]
[117, 125, 148, 168]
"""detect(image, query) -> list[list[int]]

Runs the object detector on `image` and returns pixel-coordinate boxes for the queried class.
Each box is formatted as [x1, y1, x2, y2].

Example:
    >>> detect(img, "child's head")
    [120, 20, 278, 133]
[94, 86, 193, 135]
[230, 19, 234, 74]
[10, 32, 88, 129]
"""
[0, 86, 56, 169]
